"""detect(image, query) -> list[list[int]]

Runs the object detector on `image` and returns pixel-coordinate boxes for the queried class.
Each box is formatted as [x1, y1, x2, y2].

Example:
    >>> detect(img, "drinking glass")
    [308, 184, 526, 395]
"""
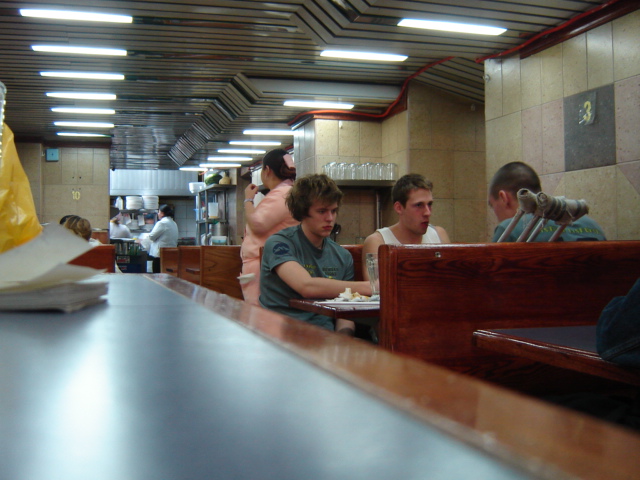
[366, 253, 379, 296]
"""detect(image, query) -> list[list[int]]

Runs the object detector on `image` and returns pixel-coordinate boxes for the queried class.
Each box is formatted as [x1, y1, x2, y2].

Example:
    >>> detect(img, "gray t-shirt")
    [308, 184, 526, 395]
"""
[493, 214, 606, 242]
[259, 225, 354, 330]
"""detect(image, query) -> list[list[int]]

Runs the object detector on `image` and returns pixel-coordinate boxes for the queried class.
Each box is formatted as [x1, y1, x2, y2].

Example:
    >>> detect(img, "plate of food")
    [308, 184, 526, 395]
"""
[315, 288, 380, 305]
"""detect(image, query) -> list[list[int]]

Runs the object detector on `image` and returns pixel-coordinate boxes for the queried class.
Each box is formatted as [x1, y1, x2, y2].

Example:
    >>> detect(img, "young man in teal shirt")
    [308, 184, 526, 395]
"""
[260, 174, 371, 334]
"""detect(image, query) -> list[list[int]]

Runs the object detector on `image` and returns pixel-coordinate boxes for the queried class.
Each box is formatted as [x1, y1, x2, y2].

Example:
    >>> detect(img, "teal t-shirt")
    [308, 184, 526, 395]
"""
[259, 225, 354, 330]
[493, 214, 606, 242]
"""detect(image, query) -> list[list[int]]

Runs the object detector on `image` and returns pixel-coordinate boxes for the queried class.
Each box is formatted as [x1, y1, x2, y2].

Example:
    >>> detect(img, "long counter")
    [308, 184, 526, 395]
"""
[1, 274, 638, 479]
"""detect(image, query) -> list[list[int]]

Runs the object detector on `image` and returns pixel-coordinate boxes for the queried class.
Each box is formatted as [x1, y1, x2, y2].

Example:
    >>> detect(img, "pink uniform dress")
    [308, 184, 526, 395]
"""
[240, 179, 298, 305]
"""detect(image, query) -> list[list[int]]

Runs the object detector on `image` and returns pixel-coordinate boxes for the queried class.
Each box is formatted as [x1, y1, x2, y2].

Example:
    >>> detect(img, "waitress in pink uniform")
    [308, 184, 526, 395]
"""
[240, 149, 299, 305]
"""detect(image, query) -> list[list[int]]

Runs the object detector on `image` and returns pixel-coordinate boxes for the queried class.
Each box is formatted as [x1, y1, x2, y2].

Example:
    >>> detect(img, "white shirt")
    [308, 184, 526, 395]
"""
[148, 216, 179, 257]
[377, 225, 442, 244]
[110, 222, 132, 239]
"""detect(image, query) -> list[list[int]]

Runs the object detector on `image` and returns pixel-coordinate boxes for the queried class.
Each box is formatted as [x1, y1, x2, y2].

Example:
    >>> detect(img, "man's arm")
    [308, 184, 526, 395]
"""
[361, 232, 383, 281]
[274, 260, 371, 299]
[435, 225, 451, 243]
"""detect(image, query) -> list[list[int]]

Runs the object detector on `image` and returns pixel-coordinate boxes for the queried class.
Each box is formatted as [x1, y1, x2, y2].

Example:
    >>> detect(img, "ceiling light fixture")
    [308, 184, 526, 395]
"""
[46, 92, 116, 100]
[206, 156, 252, 162]
[51, 107, 116, 114]
[54, 121, 114, 128]
[57, 132, 111, 137]
[217, 149, 265, 155]
[243, 129, 293, 136]
[20, 9, 133, 23]
[199, 163, 243, 169]
[32, 45, 127, 56]
[398, 18, 506, 36]
[229, 141, 281, 146]
[179, 167, 209, 172]
[321, 50, 408, 62]
[41, 71, 124, 80]
[284, 100, 354, 109]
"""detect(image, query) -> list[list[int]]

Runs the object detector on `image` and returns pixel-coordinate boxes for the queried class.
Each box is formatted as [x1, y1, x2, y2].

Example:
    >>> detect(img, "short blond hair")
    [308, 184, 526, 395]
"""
[64, 216, 92, 241]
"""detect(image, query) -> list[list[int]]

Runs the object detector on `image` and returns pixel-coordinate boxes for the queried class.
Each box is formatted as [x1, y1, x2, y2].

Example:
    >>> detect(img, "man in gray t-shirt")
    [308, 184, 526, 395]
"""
[258, 174, 371, 334]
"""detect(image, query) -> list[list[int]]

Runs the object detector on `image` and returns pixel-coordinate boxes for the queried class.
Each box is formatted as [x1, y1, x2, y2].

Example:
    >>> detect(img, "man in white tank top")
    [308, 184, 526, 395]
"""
[362, 174, 450, 280]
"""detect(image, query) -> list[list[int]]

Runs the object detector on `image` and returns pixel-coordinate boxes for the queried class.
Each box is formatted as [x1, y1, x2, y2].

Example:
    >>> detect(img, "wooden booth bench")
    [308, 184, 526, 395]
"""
[200, 245, 243, 300]
[378, 241, 640, 392]
[69, 244, 116, 273]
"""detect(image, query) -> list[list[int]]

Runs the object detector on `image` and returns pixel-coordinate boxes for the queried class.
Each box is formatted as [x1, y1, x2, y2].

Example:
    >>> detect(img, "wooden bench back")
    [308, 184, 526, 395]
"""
[200, 245, 243, 299]
[341, 245, 364, 281]
[378, 242, 640, 382]
[178, 246, 202, 285]
[160, 247, 179, 276]
[69, 245, 116, 273]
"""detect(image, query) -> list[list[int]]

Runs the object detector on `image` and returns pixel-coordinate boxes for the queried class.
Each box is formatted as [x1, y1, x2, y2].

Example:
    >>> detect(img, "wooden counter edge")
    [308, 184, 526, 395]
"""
[145, 274, 640, 480]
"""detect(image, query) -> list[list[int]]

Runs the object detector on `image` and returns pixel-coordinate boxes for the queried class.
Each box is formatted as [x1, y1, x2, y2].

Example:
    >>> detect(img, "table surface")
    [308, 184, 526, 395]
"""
[289, 297, 380, 321]
[473, 326, 640, 387]
[0, 274, 532, 480]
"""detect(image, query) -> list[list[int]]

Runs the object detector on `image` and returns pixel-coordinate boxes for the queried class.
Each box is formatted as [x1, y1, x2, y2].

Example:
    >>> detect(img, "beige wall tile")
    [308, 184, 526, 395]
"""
[587, 23, 614, 89]
[433, 198, 454, 242]
[617, 162, 640, 239]
[541, 99, 565, 174]
[409, 100, 432, 150]
[410, 149, 454, 198]
[521, 55, 542, 110]
[540, 44, 564, 103]
[77, 151, 94, 185]
[615, 75, 640, 163]
[486, 112, 522, 171]
[338, 120, 360, 157]
[42, 157, 62, 185]
[540, 172, 564, 196]
[454, 199, 488, 243]
[453, 108, 479, 152]
[454, 151, 485, 200]
[315, 120, 338, 156]
[564, 166, 616, 239]
[562, 34, 588, 97]
[93, 150, 110, 185]
[431, 97, 455, 151]
[360, 122, 381, 157]
[521, 106, 543, 173]
[476, 119, 486, 152]
[484, 59, 503, 121]
[43, 185, 76, 218]
[613, 10, 640, 81]
[502, 55, 522, 115]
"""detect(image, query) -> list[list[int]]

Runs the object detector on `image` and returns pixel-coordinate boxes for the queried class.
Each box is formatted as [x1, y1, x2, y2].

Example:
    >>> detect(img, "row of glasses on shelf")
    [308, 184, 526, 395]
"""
[322, 162, 398, 181]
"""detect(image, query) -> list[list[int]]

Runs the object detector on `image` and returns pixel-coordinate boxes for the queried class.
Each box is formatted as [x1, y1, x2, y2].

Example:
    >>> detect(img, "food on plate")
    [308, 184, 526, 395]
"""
[330, 288, 374, 302]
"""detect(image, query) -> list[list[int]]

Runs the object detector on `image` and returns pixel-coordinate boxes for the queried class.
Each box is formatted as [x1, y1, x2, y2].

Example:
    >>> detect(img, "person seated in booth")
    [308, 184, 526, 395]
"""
[489, 161, 606, 242]
[259, 174, 371, 336]
[62, 215, 102, 246]
[362, 173, 450, 280]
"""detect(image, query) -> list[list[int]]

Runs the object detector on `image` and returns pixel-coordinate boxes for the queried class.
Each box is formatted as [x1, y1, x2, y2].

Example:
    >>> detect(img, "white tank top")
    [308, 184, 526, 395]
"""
[377, 226, 442, 244]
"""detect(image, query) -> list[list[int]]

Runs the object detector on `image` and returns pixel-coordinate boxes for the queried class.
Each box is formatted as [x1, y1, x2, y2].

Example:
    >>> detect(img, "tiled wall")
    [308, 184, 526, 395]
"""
[485, 10, 640, 240]
[293, 82, 487, 244]
[18, 146, 111, 230]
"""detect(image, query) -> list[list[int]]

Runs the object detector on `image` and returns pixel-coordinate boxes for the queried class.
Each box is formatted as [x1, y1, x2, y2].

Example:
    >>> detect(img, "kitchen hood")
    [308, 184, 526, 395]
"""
[110, 169, 198, 196]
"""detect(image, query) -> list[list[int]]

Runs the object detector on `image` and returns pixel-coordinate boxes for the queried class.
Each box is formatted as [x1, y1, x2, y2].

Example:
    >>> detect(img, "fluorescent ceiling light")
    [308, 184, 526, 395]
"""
[199, 163, 243, 169]
[32, 45, 127, 56]
[206, 156, 252, 161]
[398, 18, 506, 36]
[321, 50, 407, 62]
[51, 107, 115, 114]
[46, 92, 116, 100]
[41, 71, 124, 80]
[57, 132, 110, 137]
[54, 121, 114, 128]
[243, 129, 293, 136]
[284, 100, 354, 109]
[179, 167, 208, 172]
[229, 140, 280, 146]
[217, 149, 265, 154]
[20, 9, 132, 23]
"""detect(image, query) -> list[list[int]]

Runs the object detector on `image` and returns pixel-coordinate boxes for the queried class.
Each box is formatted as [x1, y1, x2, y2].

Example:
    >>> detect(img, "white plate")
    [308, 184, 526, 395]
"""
[315, 300, 380, 306]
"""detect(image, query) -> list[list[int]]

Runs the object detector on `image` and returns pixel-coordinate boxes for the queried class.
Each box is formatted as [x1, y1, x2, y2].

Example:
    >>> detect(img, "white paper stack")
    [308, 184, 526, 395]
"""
[0, 225, 109, 313]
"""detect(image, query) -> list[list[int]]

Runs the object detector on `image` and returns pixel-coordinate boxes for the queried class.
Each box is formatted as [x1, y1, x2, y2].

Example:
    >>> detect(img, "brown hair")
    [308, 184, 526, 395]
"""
[489, 161, 542, 199]
[63, 216, 92, 241]
[392, 174, 433, 206]
[263, 148, 296, 181]
[286, 174, 343, 221]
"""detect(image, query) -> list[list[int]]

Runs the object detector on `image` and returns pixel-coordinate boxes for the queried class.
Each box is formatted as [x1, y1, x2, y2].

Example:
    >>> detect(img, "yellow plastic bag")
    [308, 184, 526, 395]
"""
[0, 123, 42, 253]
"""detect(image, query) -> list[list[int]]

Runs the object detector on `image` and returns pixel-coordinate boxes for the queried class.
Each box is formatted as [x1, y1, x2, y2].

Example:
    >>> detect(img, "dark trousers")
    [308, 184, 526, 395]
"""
[150, 256, 161, 273]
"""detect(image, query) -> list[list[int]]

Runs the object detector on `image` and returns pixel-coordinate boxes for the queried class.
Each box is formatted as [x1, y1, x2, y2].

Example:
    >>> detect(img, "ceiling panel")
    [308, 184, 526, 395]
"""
[0, 0, 621, 169]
